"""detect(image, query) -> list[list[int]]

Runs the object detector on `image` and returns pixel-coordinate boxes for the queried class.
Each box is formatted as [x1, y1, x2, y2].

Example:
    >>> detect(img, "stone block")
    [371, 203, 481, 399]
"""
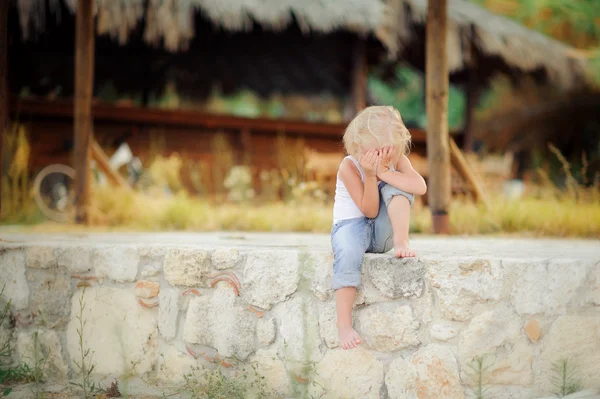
[300, 251, 333, 301]
[212, 248, 242, 270]
[365, 255, 426, 299]
[56, 247, 93, 273]
[241, 250, 299, 309]
[430, 322, 459, 342]
[66, 287, 159, 376]
[164, 248, 212, 287]
[310, 347, 384, 399]
[427, 258, 503, 321]
[93, 246, 140, 282]
[0, 249, 29, 310]
[25, 247, 58, 269]
[511, 260, 588, 316]
[534, 314, 600, 396]
[158, 288, 180, 341]
[257, 316, 276, 346]
[157, 345, 197, 383]
[17, 329, 68, 380]
[183, 285, 257, 360]
[275, 296, 322, 364]
[386, 344, 464, 399]
[27, 268, 72, 328]
[249, 348, 291, 396]
[458, 306, 533, 386]
[357, 303, 420, 352]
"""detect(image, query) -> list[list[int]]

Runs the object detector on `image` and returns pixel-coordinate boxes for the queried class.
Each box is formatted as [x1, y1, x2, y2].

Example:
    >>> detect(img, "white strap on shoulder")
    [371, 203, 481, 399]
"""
[346, 156, 364, 181]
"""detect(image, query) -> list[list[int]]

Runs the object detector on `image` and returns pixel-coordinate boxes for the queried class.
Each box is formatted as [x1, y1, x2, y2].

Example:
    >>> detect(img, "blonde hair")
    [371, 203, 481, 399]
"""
[342, 105, 411, 162]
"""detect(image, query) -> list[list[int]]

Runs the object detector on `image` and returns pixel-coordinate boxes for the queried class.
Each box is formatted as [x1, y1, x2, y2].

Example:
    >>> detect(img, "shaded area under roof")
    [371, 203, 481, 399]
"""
[11, 0, 589, 92]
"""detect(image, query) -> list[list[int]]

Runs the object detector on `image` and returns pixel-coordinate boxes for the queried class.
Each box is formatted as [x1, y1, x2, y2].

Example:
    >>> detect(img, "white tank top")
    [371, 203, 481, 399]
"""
[333, 156, 365, 224]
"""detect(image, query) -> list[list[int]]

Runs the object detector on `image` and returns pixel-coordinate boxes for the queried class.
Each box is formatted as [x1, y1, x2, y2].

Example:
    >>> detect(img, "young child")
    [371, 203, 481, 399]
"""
[331, 105, 427, 350]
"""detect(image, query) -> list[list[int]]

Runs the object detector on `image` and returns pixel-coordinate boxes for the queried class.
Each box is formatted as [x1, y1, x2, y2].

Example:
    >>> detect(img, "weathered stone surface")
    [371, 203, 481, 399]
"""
[427, 258, 503, 321]
[385, 357, 418, 399]
[157, 345, 197, 383]
[511, 260, 588, 316]
[135, 280, 160, 298]
[0, 249, 29, 310]
[164, 248, 212, 287]
[276, 296, 322, 364]
[257, 317, 276, 346]
[212, 248, 242, 270]
[141, 265, 160, 277]
[93, 246, 140, 282]
[158, 288, 179, 341]
[249, 348, 291, 396]
[524, 319, 542, 343]
[17, 329, 68, 379]
[27, 268, 72, 328]
[366, 255, 426, 298]
[430, 323, 459, 342]
[534, 315, 600, 396]
[535, 389, 600, 399]
[482, 386, 534, 399]
[241, 250, 299, 309]
[357, 303, 419, 352]
[138, 246, 165, 270]
[26, 247, 57, 269]
[584, 263, 600, 306]
[183, 285, 257, 360]
[387, 344, 464, 399]
[459, 306, 533, 386]
[300, 252, 333, 301]
[56, 247, 93, 273]
[66, 287, 159, 376]
[318, 302, 339, 349]
[359, 276, 389, 305]
[309, 347, 384, 399]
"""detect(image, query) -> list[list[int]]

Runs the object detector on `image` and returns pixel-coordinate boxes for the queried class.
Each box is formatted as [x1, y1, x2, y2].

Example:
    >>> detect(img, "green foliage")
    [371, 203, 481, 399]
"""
[550, 358, 582, 397]
[465, 355, 492, 399]
[177, 363, 273, 399]
[368, 66, 466, 129]
[70, 288, 101, 399]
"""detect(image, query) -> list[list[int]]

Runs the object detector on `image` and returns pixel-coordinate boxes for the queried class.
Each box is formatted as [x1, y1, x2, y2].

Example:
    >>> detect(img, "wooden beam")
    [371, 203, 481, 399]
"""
[91, 140, 131, 189]
[11, 98, 439, 143]
[73, 0, 95, 224]
[0, 0, 8, 220]
[352, 38, 367, 115]
[449, 138, 489, 207]
[426, 0, 451, 234]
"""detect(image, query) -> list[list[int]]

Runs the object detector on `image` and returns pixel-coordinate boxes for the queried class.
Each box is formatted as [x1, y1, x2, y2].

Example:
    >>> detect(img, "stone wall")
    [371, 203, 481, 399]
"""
[0, 243, 599, 398]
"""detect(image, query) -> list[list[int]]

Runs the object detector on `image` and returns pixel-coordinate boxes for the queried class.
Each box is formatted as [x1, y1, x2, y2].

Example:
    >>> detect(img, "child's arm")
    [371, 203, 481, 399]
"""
[377, 153, 427, 195]
[339, 150, 380, 218]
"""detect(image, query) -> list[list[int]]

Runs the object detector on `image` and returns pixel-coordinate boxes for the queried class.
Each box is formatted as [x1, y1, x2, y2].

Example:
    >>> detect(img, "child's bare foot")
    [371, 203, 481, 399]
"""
[337, 324, 362, 350]
[394, 241, 416, 258]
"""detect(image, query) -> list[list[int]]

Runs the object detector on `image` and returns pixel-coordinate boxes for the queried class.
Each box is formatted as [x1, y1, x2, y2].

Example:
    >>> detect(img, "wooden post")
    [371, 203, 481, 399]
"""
[352, 38, 367, 115]
[0, 0, 8, 220]
[74, 0, 95, 224]
[426, 0, 451, 234]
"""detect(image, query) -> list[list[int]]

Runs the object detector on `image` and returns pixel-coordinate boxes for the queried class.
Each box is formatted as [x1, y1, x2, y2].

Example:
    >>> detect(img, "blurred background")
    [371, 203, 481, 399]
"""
[1, 0, 599, 237]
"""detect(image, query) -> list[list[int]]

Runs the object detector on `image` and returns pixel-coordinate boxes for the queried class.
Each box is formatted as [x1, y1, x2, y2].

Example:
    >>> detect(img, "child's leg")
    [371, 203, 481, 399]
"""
[331, 218, 368, 350]
[380, 184, 415, 258]
[388, 195, 415, 257]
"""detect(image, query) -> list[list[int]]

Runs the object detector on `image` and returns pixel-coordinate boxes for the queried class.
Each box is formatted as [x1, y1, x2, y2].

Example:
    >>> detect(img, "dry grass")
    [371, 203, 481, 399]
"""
[6, 184, 596, 238]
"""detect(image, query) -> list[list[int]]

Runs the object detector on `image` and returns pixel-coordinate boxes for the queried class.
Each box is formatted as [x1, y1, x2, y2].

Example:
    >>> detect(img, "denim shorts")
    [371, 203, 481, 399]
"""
[330, 183, 414, 290]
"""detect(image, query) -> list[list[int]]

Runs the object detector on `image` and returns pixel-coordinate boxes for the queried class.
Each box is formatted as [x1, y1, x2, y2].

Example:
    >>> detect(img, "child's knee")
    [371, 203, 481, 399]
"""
[382, 185, 414, 207]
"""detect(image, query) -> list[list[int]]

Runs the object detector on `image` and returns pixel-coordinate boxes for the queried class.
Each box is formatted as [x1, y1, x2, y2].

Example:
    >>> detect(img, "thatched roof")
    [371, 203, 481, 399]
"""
[14, 0, 588, 90]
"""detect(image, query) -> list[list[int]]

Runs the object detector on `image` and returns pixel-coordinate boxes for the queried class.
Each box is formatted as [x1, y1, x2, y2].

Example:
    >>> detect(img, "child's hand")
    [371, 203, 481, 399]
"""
[377, 146, 395, 176]
[359, 149, 378, 177]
